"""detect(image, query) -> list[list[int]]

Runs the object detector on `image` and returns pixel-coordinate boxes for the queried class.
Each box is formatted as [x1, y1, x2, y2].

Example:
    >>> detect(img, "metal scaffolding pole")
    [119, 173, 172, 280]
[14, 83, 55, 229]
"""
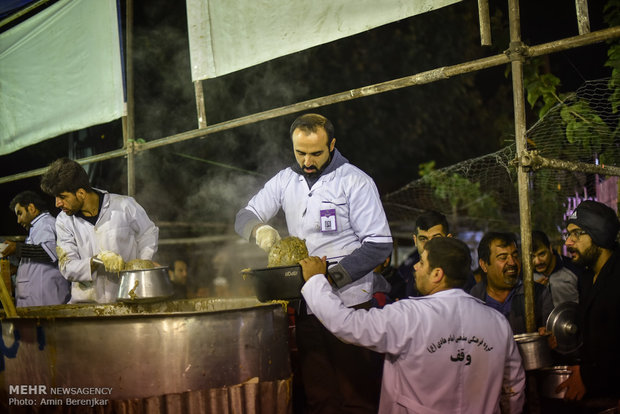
[478, 0, 492, 46]
[575, 0, 591, 35]
[508, 0, 536, 333]
[1, 26, 620, 186]
[194, 80, 208, 129]
[523, 151, 620, 177]
[124, 0, 136, 197]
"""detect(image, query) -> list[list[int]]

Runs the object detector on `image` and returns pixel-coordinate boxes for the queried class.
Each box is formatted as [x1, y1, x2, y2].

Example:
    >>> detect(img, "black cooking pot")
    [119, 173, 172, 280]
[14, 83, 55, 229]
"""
[244, 264, 304, 302]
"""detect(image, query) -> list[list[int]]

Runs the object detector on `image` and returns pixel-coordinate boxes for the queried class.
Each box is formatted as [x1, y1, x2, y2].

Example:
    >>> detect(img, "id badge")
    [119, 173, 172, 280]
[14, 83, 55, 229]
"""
[320, 209, 337, 232]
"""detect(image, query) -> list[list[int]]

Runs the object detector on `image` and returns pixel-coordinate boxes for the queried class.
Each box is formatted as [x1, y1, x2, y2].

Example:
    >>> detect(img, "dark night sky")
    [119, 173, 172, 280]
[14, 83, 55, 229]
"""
[0, 0, 614, 238]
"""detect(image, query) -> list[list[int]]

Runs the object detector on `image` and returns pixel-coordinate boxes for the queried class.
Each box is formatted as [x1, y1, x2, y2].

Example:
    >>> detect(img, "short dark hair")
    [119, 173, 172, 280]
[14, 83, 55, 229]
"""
[289, 113, 335, 145]
[532, 230, 551, 252]
[425, 237, 471, 288]
[171, 259, 187, 270]
[477, 232, 518, 264]
[40, 157, 92, 196]
[9, 190, 49, 212]
[416, 210, 449, 234]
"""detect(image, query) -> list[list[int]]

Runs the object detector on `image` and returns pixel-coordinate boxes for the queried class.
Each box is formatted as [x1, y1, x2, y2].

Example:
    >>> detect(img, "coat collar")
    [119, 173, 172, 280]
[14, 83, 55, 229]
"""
[291, 148, 349, 188]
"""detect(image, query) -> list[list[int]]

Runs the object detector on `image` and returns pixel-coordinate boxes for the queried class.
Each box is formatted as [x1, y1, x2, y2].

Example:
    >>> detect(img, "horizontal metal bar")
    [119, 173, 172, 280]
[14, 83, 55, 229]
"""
[2, 26, 619, 185]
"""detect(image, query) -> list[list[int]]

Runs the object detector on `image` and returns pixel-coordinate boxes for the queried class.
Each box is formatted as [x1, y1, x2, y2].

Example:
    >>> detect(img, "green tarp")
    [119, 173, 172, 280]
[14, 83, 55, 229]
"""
[0, 0, 124, 156]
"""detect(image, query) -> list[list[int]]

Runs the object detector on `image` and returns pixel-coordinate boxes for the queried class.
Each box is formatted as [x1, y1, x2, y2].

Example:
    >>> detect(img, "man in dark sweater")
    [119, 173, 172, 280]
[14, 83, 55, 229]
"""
[470, 231, 553, 334]
[559, 200, 620, 409]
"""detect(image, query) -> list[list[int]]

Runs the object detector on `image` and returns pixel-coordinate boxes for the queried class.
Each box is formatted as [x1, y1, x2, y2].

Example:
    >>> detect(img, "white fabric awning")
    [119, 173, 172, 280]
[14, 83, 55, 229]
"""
[0, 0, 124, 156]
[187, 0, 461, 81]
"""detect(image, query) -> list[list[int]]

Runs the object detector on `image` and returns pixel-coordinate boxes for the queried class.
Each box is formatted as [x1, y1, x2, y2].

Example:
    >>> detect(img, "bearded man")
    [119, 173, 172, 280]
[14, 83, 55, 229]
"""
[40, 158, 158, 303]
[558, 200, 620, 408]
[1, 191, 70, 307]
[235, 113, 392, 413]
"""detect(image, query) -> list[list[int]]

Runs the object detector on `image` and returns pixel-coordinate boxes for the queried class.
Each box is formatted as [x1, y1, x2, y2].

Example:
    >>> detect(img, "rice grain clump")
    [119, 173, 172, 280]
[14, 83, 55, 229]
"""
[268, 237, 309, 267]
[124, 259, 156, 271]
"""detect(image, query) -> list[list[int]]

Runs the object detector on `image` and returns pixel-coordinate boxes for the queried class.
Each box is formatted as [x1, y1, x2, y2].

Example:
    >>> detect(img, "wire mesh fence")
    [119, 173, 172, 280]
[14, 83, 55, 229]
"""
[384, 77, 620, 244]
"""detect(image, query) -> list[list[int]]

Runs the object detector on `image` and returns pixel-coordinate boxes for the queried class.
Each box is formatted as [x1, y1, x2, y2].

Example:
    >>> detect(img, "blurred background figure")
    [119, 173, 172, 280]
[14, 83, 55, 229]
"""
[168, 259, 188, 299]
[213, 276, 230, 297]
[531, 230, 580, 307]
[472, 266, 485, 285]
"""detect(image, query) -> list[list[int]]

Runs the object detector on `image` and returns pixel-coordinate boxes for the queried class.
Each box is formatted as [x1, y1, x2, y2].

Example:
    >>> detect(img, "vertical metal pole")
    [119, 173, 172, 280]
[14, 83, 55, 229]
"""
[508, 0, 535, 333]
[575, 0, 591, 35]
[125, 0, 136, 196]
[393, 238, 399, 269]
[478, 0, 492, 46]
[195, 80, 208, 129]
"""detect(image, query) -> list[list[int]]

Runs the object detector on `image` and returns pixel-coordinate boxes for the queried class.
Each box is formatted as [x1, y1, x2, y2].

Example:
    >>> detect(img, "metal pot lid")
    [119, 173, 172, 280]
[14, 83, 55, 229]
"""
[546, 301, 582, 355]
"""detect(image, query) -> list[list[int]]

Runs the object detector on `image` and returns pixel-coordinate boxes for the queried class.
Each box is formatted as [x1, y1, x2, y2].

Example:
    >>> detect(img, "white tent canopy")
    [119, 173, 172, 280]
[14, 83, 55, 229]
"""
[0, 0, 460, 155]
[0, 0, 124, 156]
[187, 0, 461, 80]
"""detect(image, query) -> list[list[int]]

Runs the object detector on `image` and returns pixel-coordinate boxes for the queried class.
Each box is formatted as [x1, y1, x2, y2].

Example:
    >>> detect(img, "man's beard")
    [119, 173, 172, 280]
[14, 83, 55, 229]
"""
[570, 244, 602, 268]
[302, 152, 333, 179]
[63, 207, 77, 216]
[302, 166, 320, 178]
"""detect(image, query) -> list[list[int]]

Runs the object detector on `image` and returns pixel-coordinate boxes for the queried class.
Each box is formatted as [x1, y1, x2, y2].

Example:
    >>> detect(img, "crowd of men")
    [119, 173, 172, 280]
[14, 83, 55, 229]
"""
[2, 113, 619, 413]
[235, 114, 619, 413]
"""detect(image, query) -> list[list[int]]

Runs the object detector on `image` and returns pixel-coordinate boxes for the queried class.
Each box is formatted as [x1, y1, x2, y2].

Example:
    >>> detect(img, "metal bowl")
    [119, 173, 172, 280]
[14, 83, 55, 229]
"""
[514, 332, 553, 371]
[117, 266, 174, 303]
[538, 366, 572, 399]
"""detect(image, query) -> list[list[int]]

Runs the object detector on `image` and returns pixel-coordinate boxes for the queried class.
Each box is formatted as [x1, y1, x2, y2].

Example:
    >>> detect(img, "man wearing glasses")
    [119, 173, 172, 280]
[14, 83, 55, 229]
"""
[557, 200, 620, 410]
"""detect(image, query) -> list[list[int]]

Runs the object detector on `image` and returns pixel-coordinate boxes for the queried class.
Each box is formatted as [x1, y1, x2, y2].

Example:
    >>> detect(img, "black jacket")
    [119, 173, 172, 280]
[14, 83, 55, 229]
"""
[579, 249, 620, 399]
[469, 280, 553, 335]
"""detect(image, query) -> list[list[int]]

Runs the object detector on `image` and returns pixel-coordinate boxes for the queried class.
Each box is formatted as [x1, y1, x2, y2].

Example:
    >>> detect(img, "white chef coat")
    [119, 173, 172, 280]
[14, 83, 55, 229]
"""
[55, 190, 159, 303]
[244, 161, 392, 306]
[302, 276, 526, 414]
[15, 212, 70, 307]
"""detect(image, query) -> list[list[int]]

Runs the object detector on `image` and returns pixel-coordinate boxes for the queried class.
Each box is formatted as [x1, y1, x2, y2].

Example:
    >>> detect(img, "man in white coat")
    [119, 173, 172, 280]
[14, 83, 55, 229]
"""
[2, 190, 70, 307]
[40, 158, 158, 303]
[300, 237, 525, 414]
[235, 113, 393, 412]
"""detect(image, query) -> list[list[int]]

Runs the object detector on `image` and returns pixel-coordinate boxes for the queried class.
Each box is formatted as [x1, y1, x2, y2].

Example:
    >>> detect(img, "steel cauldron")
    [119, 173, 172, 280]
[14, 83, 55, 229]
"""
[0, 298, 291, 411]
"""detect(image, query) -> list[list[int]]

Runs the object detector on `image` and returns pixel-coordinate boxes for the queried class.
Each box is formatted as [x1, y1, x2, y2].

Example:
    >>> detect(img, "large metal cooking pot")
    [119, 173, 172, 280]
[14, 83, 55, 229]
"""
[538, 366, 572, 399]
[117, 266, 174, 302]
[514, 332, 553, 370]
[0, 298, 291, 410]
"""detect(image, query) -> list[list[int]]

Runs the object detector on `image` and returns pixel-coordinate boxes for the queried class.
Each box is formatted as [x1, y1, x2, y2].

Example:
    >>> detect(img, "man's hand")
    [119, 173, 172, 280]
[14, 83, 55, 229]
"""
[300, 256, 327, 282]
[538, 326, 557, 350]
[557, 365, 586, 401]
[96, 250, 124, 273]
[0, 241, 16, 257]
[255, 225, 281, 252]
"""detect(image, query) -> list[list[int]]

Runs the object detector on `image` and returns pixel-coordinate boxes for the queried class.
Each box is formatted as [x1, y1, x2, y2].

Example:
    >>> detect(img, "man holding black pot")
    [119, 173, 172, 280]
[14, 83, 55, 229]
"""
[235, 113, 392, 413]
